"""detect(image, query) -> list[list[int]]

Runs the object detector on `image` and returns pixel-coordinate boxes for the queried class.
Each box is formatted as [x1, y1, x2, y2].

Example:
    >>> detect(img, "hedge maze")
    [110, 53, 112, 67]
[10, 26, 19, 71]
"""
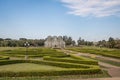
[0, 48, 102, 77]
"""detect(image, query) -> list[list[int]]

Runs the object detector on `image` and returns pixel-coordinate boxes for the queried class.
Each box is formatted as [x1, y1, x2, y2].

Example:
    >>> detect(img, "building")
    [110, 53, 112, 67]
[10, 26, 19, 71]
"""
[44, 36, 65, 48]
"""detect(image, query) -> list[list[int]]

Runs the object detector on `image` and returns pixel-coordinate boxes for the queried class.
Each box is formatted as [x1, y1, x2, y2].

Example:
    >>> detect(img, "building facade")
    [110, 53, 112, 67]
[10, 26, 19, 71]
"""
[44, 36, 65, 48]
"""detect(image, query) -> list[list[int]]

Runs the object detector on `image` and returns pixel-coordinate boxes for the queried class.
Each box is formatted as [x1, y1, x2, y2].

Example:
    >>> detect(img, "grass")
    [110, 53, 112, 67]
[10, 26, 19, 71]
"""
[0, 63, 65, 72]
[66, 46, 120, 59]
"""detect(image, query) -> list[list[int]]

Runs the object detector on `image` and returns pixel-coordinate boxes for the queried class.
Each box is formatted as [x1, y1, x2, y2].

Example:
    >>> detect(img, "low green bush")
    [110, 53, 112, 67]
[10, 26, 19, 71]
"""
[0, 48, 68, 57]
[29, 60, 90, 68]
[0, 60, 90, 68]
[67, 47, 120, 59]
[0, 68, 101, 77]
[0, 60, 101, 77]
[70, 54, 95, 61]
[43, 56, 98, 65]
[0, 60, 26, 65]
[0, 56, 9, 60]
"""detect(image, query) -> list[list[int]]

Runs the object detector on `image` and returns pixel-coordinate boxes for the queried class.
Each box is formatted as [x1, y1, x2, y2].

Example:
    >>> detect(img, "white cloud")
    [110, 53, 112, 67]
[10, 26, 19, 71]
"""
[60, 0, 120, 17]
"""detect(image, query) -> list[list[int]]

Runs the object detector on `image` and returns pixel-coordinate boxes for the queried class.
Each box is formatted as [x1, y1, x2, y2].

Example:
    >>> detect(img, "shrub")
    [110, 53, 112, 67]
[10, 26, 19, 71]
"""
[0, 60, 25, 65]
[0, 56, 9, 60]
[43, 56, 98, 65]
[28, 60, 90, 68]
[0, 60, 102, 77]
[0, 68, 101, 77]
[70, 54, 95, 61]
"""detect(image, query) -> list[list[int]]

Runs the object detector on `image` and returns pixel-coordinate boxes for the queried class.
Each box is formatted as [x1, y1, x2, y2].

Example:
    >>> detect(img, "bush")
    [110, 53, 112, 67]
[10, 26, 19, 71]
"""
[0, 60, 90, 68]
[0, 60, 101, 77]
[29, 60, 90, 68]
[0, 48, 68, 57]
[70, 54, 95, 61]
[0, 60, 25, 65]
[0, 56, 9, 60]
[0, 68, 101, 77]
[43, 56, 98, 65]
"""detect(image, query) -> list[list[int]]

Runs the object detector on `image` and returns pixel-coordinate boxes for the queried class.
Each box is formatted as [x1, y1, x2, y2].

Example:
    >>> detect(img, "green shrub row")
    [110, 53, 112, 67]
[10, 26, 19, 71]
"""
[43, 56, 98, 65]
[0, 56, 9, 60]
[28, 55, 69, 58]
[99, 53, 120, 59]
[0, 60, 26, 65]
[67, 48, 120, 59]
[29, 60, 90, 68]
[1, 48, 68, 57]
[0, 69, 101, 77]
[0, 60, 101, 77]
[70, 54, 95, 61]
[0, 60, 90, 68]
[0, 68, 101, 77]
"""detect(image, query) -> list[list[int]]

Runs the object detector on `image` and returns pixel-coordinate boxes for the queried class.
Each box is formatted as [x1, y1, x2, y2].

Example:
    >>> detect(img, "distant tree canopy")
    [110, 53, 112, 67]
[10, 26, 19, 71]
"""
[95, 37, 120, 49]
[63, 36, 75, 46]
[0, 36, 119, 49]
[0, 38, 45, 47]
[77, 37, 93, 46]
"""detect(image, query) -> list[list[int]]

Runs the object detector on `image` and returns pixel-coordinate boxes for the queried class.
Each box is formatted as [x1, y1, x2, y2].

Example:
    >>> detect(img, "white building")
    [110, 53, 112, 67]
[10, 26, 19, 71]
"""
[44, 36, 65, 48]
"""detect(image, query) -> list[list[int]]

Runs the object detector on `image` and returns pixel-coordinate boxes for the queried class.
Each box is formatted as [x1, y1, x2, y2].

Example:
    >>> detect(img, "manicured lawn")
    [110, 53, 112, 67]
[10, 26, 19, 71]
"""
[66, 46, 120, 59]
[0, 63, 65, 72]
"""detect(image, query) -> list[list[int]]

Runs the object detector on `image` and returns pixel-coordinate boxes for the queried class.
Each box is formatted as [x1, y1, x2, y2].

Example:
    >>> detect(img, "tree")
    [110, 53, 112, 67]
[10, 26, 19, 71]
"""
[63, 36, 73, 46]
[0, 38, 4, 41]
[77, 37, 81, 46]
[5, 38, 12, 40]
[19, 38, 27, 41]
[108, 37, 115, 48]
[72, 40, 76, 46]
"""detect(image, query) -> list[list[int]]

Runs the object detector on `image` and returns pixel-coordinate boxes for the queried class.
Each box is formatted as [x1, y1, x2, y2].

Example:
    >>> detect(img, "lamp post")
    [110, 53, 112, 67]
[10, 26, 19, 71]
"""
[24, 42, 30, 60]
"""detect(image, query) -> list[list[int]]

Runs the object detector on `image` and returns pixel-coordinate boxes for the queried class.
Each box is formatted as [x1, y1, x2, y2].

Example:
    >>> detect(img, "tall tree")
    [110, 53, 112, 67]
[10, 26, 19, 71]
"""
[108, 37, 115, 48]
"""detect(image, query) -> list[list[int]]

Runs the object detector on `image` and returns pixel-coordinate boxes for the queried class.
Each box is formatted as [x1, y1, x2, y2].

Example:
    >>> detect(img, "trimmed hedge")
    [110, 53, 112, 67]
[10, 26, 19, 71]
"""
[0, 60, 90, 68]
[29, 60, 90, 68]
[1, 48, 68, 58]
[43, 56, 98, 65]
[0, 60, 26, 65]
[0, 56, 9, 60]
[70, 54, 95, 61]
[99, 53, 120, 59]
[0, 60, 101, 77]
[0, 68, 101, 77]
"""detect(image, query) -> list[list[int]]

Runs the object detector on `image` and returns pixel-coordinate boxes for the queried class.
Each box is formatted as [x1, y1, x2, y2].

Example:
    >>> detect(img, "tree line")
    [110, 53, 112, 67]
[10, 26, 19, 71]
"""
[77, 37, 120, 49]
[0, 36, 120, 49]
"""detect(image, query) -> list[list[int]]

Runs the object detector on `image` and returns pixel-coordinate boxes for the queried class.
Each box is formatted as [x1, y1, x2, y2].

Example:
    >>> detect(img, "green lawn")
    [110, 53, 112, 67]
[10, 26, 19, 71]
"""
[66, 46, 120, 59]
[0, 63, 65, 72]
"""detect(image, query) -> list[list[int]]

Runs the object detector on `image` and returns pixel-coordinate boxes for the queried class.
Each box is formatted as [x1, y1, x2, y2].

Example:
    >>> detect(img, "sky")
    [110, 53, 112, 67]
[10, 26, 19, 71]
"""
[0, 0, 120, 41]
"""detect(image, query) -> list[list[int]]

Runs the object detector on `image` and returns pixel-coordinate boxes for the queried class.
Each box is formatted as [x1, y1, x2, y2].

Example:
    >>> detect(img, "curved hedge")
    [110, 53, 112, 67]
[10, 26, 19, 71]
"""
[43, 56, 98, 65]
[0, 68, 101, 77]
[30, 60, 90, 68]
[69, 54, 95, 61]
[0, 60, 101, 77]
[0, 60, 90, 68]
[0, 56, 9, 60]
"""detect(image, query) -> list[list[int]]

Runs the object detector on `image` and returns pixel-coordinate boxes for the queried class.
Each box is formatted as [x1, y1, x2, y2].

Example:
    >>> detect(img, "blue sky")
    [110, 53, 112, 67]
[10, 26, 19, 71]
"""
[0, 0, 120, 41]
